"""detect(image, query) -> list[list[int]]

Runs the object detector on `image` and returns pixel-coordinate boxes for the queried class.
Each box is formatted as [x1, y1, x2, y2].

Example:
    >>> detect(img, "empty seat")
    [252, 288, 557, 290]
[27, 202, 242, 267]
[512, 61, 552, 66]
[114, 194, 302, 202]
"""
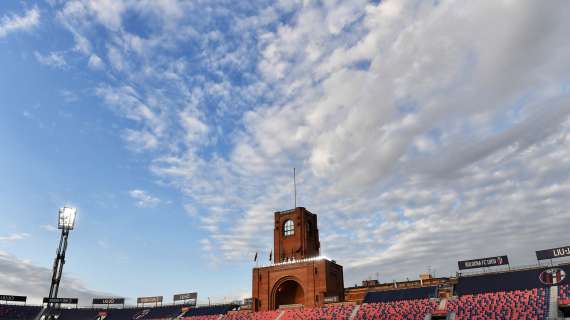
[354, 299, 437, 320]
[447, 288, 549, 320]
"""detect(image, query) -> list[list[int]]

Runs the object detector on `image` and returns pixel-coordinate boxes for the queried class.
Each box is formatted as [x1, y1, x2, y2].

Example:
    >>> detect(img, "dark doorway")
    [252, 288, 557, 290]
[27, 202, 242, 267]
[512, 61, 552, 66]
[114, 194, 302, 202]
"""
[275, 280, 304, 308]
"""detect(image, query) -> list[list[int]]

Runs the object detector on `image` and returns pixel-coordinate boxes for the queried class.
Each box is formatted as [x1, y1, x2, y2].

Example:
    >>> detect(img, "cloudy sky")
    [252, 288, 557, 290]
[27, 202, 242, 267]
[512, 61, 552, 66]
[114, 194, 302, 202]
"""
[0, 0, 569, 306]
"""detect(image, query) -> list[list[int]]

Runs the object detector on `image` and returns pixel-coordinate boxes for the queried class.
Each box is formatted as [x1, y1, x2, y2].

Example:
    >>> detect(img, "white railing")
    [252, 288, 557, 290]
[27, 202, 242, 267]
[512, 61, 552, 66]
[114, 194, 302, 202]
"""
[255, 256, 332, 268]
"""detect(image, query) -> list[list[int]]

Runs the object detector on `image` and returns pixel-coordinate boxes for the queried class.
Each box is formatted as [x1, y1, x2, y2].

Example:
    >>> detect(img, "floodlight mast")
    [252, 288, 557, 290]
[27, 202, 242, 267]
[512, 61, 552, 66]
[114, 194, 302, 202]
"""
[46, 207, 76, 314]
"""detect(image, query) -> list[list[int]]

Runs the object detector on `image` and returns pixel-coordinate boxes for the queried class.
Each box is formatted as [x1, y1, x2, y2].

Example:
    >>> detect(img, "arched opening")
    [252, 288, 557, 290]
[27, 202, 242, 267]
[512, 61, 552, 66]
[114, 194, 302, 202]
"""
[274, 279, 304, 308]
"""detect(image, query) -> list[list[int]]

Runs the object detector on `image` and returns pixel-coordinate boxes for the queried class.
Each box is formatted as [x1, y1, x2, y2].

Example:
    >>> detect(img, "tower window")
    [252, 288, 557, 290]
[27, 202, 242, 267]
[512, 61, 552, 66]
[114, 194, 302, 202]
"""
[283, 220, 295, 236]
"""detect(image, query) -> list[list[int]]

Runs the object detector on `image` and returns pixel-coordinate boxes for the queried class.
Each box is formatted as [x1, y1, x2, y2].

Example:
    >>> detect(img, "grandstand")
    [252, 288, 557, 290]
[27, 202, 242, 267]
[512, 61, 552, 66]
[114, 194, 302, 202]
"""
[1, 261, 569, 319]
[2, 207, 569, 319]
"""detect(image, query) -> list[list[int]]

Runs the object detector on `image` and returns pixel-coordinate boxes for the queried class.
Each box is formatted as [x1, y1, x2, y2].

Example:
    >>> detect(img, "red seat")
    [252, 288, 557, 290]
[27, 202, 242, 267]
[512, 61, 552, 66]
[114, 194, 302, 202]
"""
[446, 288, 548, 320]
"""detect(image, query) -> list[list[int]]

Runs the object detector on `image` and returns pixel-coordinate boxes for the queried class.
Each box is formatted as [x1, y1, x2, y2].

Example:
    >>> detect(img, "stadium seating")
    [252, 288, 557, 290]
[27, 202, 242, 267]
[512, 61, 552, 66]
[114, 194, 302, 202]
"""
[0, 304, 41, 320]
[184, 305, 235, 317]
[456, 269, 550, 295]
[54, 308, 98, 320]
[355, 299, 437, 320]
[187, 316, 221, 320]
[447, 288, 549, 320]
[280, 304, 355, 320]
[363, 286, 437, 303]
[36, 304, 234, 320]
[221, 310, 281, 320]
[559, 283, 569, 300]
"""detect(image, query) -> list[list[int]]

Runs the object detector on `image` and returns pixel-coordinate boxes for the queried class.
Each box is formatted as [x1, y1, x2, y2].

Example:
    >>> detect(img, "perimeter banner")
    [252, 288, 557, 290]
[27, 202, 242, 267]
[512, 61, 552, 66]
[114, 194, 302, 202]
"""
[458, 255, 509, 270]
[0, 295, 27, 302]
[137, 296, 163, 304]
[93, 298, 125, 305]
[536, 246, 570, 261]
[173, 292, 197, 302]
[43, 297, 79, 304]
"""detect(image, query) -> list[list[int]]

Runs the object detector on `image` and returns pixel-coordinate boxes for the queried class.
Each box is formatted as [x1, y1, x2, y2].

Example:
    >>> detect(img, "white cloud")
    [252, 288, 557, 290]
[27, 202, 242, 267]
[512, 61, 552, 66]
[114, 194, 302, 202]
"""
[163, 0, 570, 282]
[122, 129, 159, 151]
[34, 51, 67, 69]
[107, 46, 124, 71]
[129, 189, 160, 208]
[0, 233, 31, 241]
[0, 251, 110, 305]
[40, 225, 58, 232]
[0, 7, 40, 38]
[57, 0, 570, 285]
[60, 89, 79, 103]
[95, 85, 167, 151]
[88, 54, 104, 70]
[87, 0, 126, 31]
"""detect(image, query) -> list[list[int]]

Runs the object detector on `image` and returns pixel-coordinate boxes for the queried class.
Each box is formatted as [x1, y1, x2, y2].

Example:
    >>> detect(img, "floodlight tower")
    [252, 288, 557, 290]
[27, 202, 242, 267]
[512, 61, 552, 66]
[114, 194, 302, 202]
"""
[47, 207, 77, 304]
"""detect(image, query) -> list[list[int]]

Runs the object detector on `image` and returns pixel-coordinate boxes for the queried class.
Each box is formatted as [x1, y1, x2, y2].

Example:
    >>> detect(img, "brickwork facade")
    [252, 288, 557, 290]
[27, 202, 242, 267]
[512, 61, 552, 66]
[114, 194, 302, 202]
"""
[252, 207, 345, 311]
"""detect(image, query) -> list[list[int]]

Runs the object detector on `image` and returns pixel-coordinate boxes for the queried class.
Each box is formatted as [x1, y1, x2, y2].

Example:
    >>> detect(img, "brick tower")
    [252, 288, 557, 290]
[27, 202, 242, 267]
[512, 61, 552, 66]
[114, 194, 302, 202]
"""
[252, 207, 344, 311]
[274, 207, 320, 262]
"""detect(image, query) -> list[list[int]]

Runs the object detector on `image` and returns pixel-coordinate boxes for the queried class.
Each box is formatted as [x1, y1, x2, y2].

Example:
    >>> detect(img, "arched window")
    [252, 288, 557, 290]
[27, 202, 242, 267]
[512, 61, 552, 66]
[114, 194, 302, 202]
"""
[283, 220, 295, 236]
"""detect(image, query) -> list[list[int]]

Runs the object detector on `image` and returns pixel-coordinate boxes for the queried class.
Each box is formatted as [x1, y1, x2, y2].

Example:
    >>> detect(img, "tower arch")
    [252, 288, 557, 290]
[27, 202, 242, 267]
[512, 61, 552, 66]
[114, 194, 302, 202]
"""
[271, 276, 305, 309]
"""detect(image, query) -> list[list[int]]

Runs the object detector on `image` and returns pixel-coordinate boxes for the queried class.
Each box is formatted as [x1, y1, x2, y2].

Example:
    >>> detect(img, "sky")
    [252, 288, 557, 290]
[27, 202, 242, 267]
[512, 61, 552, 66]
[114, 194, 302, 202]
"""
[0, 0, 569, 306]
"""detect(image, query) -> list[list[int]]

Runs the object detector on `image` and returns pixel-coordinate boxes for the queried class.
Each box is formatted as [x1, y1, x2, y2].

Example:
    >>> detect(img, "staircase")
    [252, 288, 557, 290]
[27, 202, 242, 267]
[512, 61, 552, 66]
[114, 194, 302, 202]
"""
[549, 286, 560, 320]
[438, 298, 447, 311]
[348, 304, 361, 320]
[33, 307, 46, 320]
[274, 310, 285, 320]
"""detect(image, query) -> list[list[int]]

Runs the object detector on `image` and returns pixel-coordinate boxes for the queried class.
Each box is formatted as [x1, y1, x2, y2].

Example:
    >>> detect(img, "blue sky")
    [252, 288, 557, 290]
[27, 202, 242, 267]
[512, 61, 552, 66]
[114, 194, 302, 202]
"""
[1, 0, 569, 306]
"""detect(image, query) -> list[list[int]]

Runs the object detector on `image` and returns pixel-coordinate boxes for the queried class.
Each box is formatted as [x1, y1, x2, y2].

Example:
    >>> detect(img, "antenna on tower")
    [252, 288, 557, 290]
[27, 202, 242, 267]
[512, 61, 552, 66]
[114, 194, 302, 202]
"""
[293, 168, 297, 208]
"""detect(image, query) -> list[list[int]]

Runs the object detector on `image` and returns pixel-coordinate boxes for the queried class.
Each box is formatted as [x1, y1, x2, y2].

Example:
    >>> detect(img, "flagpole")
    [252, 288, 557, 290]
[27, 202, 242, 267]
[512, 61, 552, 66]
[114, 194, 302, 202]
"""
[293, 168, 297, 208]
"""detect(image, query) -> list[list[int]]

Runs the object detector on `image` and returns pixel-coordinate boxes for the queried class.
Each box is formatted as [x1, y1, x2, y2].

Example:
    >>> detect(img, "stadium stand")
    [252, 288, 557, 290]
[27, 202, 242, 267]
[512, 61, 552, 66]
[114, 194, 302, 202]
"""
[447, 288, 549, 320]
[186, 316, 220, 320]
[279, 304, 355, 320]
[0, 304, 41, 320]
[560, 283, 569, 300]
[363, 286, 437, 303]
[55, 308, 101, 320]
[455, 268, 549, 295]
[184, 305, 236, 317]
[221, 310, 281, 320]
[36, 304, 235, 320]
[3, 263, 570, 320]
[454, 264, 570, 295]
[355, 299, 437, 320]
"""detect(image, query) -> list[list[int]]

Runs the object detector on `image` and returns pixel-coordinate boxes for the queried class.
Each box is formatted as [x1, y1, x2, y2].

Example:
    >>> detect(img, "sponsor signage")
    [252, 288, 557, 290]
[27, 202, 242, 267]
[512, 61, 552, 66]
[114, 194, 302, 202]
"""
[536, 246, 570, 261]
[324, 296, 339, 303]
[43, 297, 79, 304]
[93, 298, 125, 305]
[0, 295, 27, 302]
[539, 268, 566, 285]
[243, 298, 253, 305]
[137, 296, 163, 304]
[173, 292, 197, 302]
[458, 255, 509, 270]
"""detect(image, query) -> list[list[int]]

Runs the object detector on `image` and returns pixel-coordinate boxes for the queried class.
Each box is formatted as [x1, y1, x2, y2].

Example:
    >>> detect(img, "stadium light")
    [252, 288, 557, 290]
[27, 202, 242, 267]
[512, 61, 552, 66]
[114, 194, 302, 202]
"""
[58, 207, 77, 230]
[43, 207, 78, 319]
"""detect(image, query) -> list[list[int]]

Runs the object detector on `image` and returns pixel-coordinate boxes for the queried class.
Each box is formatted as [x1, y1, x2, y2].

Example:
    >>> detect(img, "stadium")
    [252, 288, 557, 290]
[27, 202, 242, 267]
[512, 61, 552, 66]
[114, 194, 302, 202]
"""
[1, 1, 569, 320]
[1, 207, 569, 319]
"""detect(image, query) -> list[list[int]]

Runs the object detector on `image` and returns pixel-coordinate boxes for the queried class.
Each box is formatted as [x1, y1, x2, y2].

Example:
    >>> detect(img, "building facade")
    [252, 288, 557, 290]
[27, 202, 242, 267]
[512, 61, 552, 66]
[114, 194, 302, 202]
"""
[252, 207, 345, 311]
